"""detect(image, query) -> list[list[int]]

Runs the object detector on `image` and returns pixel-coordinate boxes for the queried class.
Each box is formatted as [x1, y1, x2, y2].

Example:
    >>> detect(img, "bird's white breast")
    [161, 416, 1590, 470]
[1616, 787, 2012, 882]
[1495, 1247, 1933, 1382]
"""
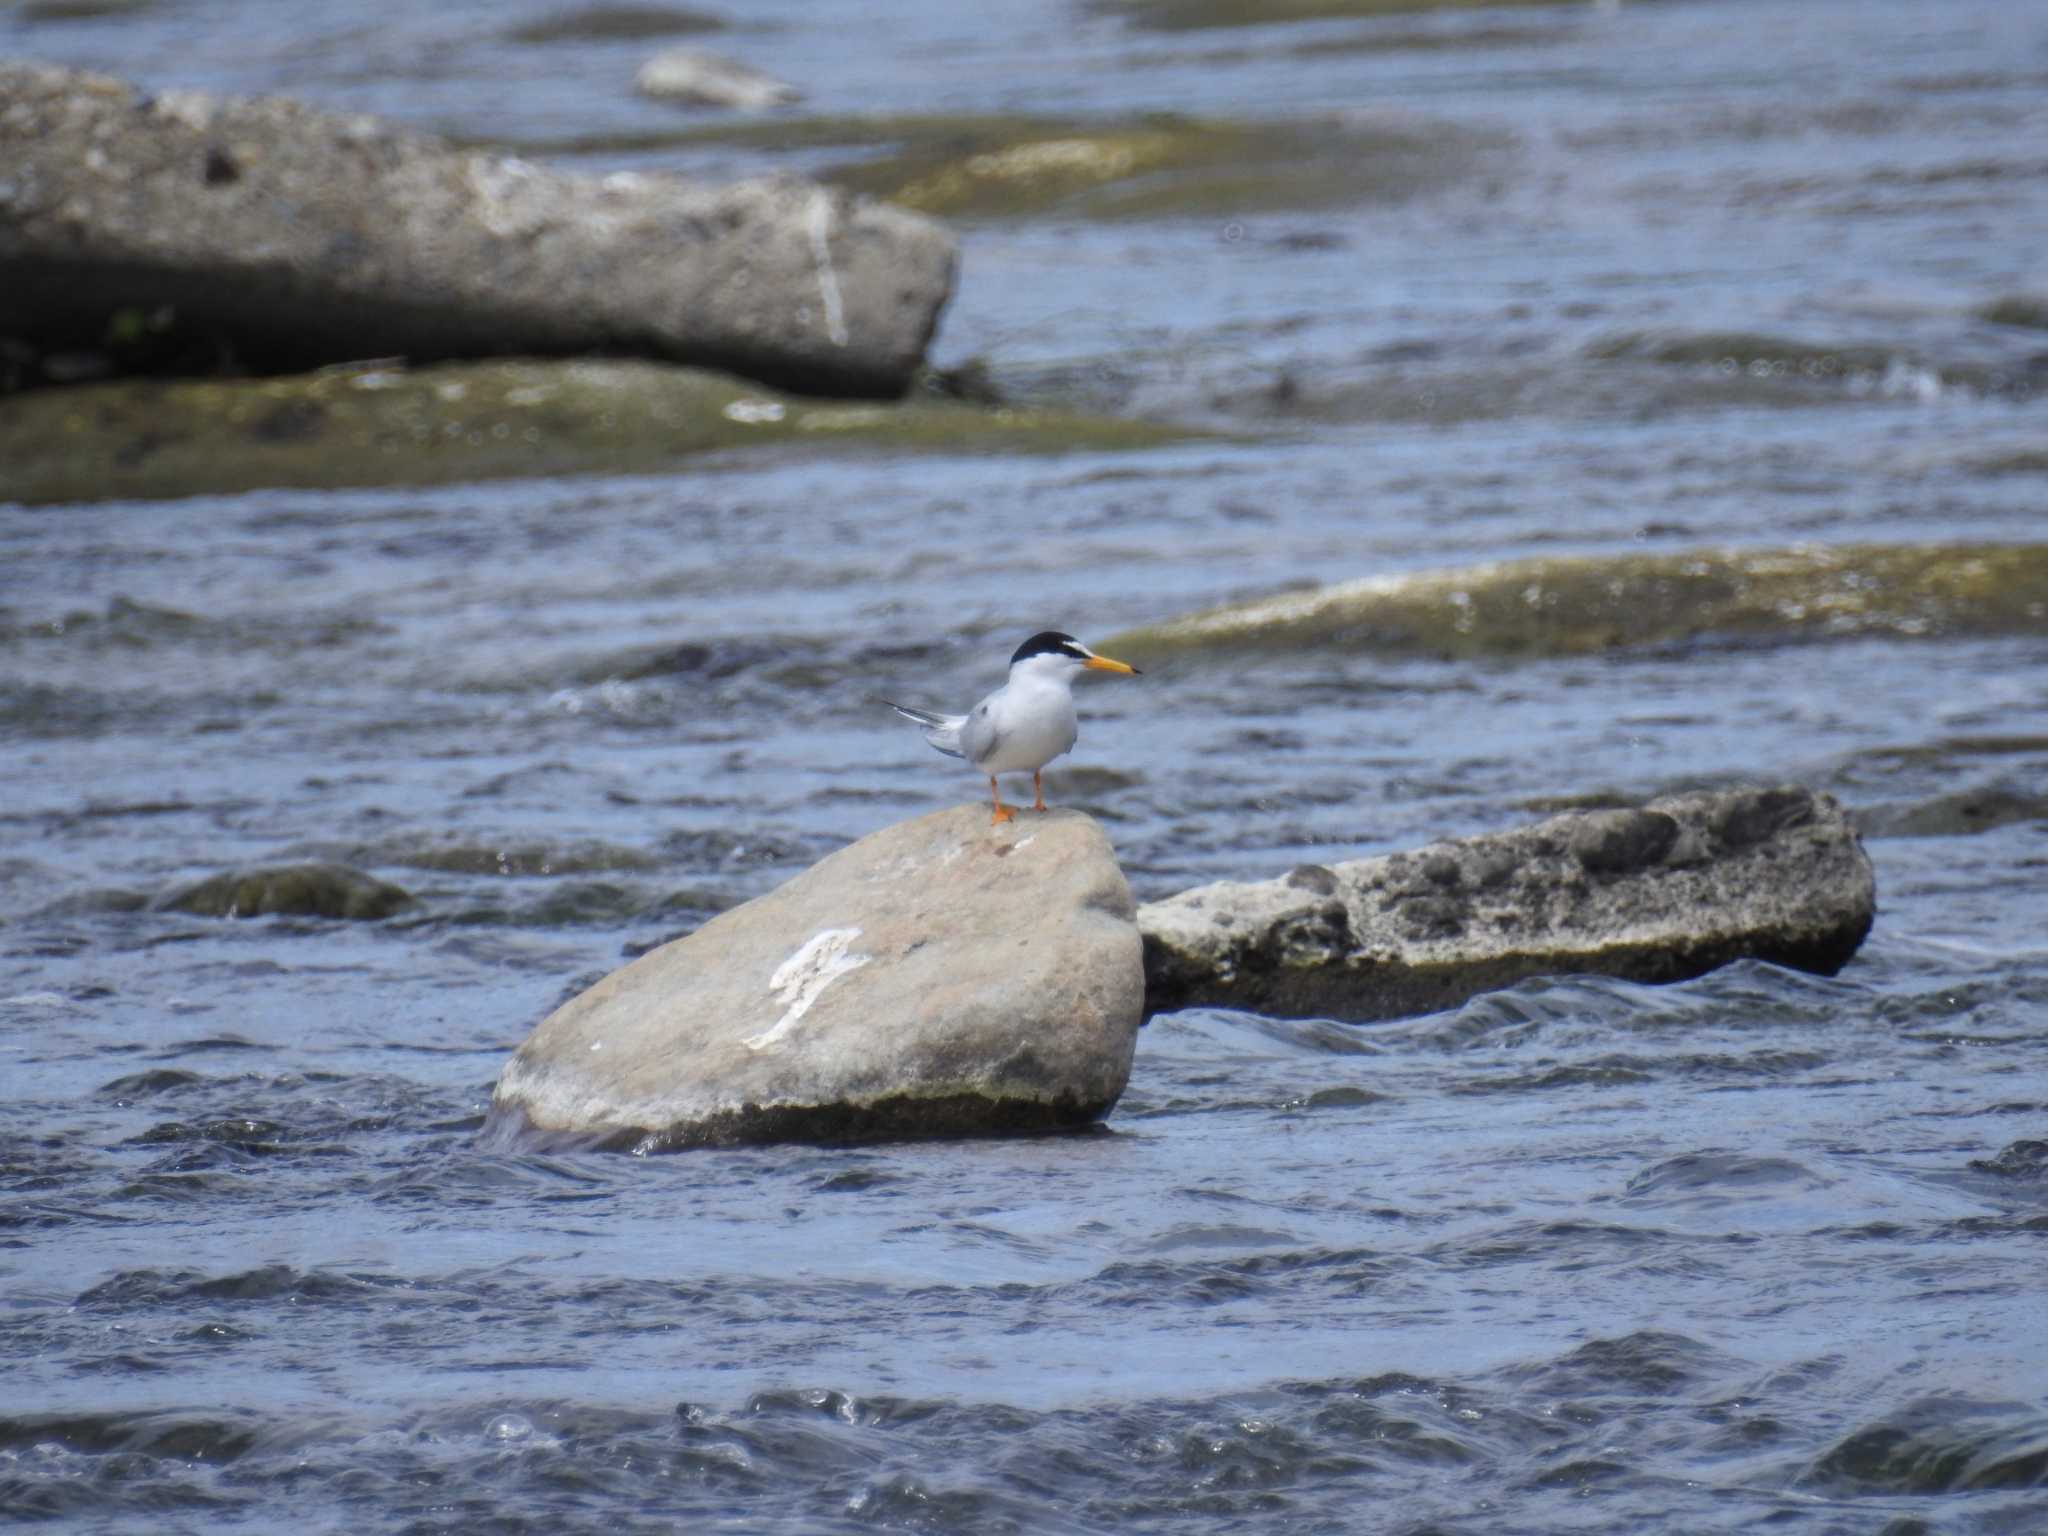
[973, 671, 1079, 775]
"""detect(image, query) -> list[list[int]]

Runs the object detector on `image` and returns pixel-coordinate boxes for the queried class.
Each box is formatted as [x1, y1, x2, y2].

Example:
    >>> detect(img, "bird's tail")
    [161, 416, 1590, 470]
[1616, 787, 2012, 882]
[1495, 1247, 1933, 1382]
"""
[871, 695, 967, 759]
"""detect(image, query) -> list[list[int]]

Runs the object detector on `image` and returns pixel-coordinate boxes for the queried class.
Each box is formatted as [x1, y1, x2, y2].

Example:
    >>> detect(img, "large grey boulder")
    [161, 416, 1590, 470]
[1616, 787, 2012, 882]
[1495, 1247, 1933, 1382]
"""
[482, 806, 1143, 1151]
[0, 62, 953, 396]
[1139, 785, 1875, 1022]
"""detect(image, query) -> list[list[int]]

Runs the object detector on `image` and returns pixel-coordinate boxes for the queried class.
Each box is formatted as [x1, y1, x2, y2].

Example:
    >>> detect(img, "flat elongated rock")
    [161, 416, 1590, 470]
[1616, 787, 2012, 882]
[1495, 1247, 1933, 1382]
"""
[1105, 544, 2048, 660]
[482, 806, 1142, 1151]
[0, 62, 953, 396]
[1139, 786, 1874, 1022]
[0, 356, 1197, 505]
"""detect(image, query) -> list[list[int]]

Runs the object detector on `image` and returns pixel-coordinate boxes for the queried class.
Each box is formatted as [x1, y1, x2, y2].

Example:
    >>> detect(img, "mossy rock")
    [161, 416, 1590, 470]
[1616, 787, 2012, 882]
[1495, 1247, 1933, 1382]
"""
[1107, 544, 2048, 661]
[1093, 0, 1580, 30]
[503, 4, 724, 44]
[0, 358, 1200, 504]
[1978, 296, 2048, 331]
[154, 863, 415, 921]
[18, 0, 160, 20]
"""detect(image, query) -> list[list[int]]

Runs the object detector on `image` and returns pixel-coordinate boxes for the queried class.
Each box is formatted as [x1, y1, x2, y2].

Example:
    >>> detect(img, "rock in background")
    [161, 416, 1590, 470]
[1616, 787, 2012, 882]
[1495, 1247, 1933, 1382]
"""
[152, 863, 414, 921]
[635, 48, 802, 111]
[483, 806, 1143, 1151]
[0, 61, 954, 396]
[1139, 786, 1875, 1023]
[0, 355, 1196, 505]
[1105, 545, 2048, 662]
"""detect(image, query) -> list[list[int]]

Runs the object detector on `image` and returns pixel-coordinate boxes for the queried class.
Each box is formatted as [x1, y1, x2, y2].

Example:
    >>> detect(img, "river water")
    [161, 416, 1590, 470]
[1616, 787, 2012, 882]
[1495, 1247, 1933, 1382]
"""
[4, 0, 2047, 1531]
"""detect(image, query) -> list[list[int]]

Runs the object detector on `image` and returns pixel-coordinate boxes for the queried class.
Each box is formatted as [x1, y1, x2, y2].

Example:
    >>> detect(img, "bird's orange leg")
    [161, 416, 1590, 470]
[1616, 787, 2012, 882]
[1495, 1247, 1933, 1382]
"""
[989, 777, 1016, 824]
[1032, 770, 1050, 813]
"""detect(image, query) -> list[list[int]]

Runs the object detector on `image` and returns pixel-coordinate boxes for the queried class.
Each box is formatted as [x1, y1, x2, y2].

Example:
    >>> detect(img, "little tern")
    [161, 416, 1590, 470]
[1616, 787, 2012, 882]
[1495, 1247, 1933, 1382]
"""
[881, 632, 1141, 824]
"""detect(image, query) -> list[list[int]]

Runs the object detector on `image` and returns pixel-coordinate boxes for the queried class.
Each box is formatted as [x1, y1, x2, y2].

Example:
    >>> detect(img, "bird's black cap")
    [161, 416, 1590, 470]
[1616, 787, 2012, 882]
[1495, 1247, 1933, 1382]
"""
[1010, 631, 1088, 664]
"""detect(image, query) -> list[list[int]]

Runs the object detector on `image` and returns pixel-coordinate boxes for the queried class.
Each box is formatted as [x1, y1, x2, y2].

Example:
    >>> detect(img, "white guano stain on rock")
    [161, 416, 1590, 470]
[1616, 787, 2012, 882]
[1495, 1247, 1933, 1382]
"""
[807, 189, 850, 348]
[744, 927, 869, 1051]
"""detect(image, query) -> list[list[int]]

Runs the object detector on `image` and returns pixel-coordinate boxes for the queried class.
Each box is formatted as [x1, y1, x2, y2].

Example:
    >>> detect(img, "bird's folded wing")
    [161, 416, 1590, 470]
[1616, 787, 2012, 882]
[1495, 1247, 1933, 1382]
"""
[959, 703, 1001, 768]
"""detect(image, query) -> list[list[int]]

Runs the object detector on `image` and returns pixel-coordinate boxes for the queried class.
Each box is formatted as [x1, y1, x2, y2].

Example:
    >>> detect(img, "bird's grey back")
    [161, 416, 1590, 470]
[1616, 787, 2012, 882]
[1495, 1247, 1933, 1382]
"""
[958, 699, 1001, 768]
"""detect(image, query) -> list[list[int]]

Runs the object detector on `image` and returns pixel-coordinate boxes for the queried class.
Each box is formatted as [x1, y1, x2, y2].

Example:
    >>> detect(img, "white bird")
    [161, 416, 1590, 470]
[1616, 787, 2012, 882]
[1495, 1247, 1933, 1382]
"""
[880, 631, 1141, 825]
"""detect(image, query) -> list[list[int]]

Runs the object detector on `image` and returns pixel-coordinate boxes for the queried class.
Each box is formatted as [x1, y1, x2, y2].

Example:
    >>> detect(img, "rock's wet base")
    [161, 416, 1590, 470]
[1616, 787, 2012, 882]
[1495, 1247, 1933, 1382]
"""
[479, 1088, 1117, 1154]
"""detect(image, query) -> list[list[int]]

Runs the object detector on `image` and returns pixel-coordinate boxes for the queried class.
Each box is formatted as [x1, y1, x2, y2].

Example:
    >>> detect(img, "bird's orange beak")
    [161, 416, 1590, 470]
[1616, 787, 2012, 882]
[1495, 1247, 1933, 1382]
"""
[1083, 652, 1140, 676]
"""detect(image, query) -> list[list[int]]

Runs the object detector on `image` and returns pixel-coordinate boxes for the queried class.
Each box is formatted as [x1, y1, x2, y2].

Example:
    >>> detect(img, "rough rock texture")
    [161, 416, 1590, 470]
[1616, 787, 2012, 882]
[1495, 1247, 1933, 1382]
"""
[0, 62, 954, 396]
[1139, 785, 1875, 1023]
[153, 863, 414, 921]
[482, 806, 1143, 1151]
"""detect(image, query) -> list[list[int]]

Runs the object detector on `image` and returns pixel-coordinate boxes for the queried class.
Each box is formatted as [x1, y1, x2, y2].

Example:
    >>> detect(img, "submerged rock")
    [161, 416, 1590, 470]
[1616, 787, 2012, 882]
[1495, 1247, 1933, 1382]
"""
[0, 61, 952, 397]
[1096, 0, 1577, 28]
[329, 833, 662, 877]
[635, 48, 802, 110]
[1138, 786, 1874, 1023]
[1977, 295, 2048, 332]
[1107, 543, 2048, 660]
[510, 110, 1499, 219]
[482, 806, 1143, 1151]
[823, 111, 1496, 220]
[19, 0, 159, 18]
[0, 356, 1196, 505]
[1587, 329, 2045, 403]
[154, 863, 414, 921]
[505, 4, 724, 45]
[1852, 784, 2048, 839]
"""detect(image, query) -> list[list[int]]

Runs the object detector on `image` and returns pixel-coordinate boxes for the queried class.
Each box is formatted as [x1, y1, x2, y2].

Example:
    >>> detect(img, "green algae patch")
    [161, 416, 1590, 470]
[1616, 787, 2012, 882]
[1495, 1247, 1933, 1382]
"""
[824, 112, 1487, 219]
[1096, 0, 1580, 30]
[1107, 545, 2048, 661]
[0, 358, 1201, 505]
[468, 111, 979, 162]
[502, 111, 1494, 219]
